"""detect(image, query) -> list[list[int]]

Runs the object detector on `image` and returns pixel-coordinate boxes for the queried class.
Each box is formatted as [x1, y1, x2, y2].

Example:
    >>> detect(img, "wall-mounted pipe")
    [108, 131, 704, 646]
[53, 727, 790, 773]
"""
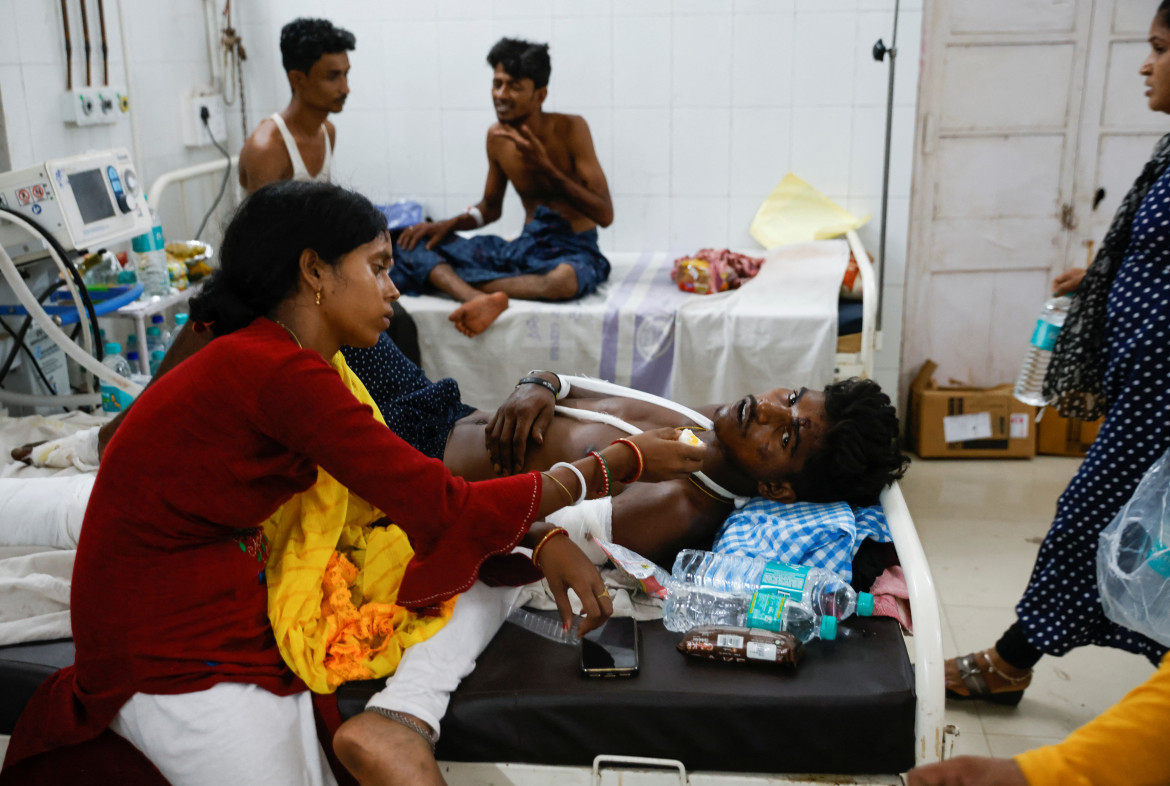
[79, 0, 92, 87]
[98, 0, 109, 86]
[60, 0, 73, 91]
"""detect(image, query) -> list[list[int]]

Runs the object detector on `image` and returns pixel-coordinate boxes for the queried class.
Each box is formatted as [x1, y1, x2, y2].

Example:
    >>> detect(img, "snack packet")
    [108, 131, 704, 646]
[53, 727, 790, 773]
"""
[591, 537, 671, 599]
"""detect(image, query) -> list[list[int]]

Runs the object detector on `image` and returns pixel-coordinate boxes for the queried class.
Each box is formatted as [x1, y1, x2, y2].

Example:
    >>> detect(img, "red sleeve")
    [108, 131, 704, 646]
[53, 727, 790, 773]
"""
[253, 351, 541, 606]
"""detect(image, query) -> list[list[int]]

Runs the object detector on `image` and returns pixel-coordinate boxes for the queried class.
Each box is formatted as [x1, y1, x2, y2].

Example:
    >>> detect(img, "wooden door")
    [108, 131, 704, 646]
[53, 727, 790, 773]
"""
[905, 0, 1093, 388]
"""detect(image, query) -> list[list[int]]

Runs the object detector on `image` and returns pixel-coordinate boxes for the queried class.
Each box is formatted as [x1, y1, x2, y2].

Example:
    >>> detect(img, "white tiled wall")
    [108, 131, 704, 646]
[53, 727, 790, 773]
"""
[1, 0, 923, 401]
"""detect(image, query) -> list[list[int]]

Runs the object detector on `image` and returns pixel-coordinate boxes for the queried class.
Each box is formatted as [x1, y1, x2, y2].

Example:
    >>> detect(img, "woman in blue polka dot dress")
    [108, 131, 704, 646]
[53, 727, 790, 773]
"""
[946, 4, 1170, 705]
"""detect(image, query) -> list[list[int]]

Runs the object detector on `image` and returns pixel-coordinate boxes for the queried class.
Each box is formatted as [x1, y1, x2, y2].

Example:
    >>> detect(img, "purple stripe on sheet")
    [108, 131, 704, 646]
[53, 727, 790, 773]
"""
[599, 251, 655, 382]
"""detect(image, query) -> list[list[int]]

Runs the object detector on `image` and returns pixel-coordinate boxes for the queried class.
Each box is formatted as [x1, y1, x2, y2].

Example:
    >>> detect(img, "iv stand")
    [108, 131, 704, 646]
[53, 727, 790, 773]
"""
[871, 0, 900, 333]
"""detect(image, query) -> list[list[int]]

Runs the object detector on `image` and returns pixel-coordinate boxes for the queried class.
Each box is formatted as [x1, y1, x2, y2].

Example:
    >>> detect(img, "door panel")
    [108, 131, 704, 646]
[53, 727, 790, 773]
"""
[1086, 133, 1164, 241]
[1113, 0, 1155, 34]
[941, 44, 1075, 130]
[934, 136, 1066, 219]
[928, 220, 1063, 273]
[949, 0, 1077, 34]
[1102, 41, 1164, 128]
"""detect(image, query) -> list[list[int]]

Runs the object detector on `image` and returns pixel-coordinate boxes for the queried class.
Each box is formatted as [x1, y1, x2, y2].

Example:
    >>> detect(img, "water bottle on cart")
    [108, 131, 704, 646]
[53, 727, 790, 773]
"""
[661, 582, 837, 642]
[671, 549, 873, 621]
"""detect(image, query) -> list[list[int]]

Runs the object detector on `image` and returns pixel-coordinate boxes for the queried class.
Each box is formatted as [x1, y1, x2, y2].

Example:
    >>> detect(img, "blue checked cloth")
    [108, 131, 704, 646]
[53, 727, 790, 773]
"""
[712, 499, 890, 582]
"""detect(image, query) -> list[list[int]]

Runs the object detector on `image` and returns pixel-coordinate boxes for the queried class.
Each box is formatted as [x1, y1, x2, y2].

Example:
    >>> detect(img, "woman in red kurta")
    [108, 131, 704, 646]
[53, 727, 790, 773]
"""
[1, 182, 702, 785]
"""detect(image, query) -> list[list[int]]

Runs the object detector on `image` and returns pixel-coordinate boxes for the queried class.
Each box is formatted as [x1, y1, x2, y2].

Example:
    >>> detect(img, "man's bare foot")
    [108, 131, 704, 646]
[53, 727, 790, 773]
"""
[333, 710, 445, 785]
[449, 292, 508, 337]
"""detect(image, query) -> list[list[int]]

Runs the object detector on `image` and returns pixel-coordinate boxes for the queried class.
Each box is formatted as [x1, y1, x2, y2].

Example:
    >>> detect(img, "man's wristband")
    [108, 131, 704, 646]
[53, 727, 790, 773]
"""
[525, 369, 570, 400]
[517, 376, 558, 397]
[466, 205, 485, 228]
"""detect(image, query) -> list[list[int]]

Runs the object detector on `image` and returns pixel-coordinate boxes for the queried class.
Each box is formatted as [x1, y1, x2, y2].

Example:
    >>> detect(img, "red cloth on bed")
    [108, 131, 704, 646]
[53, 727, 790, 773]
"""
[1, 318, 541, 775]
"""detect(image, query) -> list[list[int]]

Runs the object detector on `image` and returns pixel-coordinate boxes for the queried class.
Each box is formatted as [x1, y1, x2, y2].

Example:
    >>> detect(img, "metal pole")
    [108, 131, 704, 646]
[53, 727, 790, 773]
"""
[873, 0, 901, 332]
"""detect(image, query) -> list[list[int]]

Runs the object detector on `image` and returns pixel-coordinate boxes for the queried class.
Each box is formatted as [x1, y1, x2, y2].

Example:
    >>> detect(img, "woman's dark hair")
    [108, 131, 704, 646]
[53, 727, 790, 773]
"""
[1160, 1, 1170, 28]
[280, 17, 355, 75]
[190, 181, 387, 336]
[786, 377, 909, 507]
[487, 38, 551, 89]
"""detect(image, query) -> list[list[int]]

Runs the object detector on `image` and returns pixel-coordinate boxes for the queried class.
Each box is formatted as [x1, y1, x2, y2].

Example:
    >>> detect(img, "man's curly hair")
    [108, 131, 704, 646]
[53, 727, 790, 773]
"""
[787, 377, 909, 506]
[280, 18, 355, 75]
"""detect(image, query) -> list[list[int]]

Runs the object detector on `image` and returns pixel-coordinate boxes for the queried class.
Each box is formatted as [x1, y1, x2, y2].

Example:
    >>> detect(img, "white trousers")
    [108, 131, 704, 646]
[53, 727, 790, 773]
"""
[110, 682, 338, 786]
[364, 580, 520, 734]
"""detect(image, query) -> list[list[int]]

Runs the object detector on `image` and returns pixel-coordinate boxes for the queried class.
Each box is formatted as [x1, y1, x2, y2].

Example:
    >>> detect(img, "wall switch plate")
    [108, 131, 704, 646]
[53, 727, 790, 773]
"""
[182, 92, 227, 147]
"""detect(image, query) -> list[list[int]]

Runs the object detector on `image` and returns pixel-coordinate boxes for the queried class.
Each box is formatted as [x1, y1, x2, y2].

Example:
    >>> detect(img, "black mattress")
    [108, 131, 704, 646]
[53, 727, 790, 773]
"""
[0, 615, 915, 775]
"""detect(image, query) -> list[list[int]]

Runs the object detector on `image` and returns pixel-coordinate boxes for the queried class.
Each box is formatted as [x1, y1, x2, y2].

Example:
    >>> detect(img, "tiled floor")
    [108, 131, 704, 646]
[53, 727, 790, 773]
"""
[1, 455, 1158, 771]
[903, 454, 1157, 760]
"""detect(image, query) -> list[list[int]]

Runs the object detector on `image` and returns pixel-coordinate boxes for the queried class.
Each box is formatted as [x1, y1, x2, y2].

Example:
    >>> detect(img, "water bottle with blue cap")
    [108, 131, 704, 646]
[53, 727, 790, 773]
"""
[671, 549, 874, 621]
[99, 342, 134, 413]
[661, 582, 835, 642]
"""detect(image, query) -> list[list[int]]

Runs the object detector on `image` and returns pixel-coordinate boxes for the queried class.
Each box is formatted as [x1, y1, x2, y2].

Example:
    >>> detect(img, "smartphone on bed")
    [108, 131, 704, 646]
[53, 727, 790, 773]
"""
[579, 618, 639, 678]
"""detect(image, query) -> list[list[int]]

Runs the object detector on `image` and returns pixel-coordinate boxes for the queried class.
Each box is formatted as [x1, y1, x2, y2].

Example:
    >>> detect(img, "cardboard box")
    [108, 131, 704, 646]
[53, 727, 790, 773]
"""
[1036, 407, 1102, 457]
[908, 361, 1036, 459]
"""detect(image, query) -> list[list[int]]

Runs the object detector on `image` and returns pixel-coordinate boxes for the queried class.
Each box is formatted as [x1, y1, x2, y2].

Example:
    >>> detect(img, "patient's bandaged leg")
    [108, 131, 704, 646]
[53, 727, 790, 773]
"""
[109, 683, 337, 786]
[365, 580, 521, 736]
[0, 474, 94, 548]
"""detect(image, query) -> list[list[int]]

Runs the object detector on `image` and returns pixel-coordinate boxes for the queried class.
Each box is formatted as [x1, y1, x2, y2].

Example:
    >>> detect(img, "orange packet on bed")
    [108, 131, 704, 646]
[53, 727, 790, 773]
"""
[674, 258, 731, 295]
[591, 537, 671, 599]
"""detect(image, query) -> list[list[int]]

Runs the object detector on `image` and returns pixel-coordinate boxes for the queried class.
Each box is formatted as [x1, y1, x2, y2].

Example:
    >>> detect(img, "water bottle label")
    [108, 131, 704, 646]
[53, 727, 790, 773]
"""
[758, 562, 811, 601]
[745, 590, 787, 632]
[150, 225, 165, 251]
[100, 384, 134, 413]
[1147, 537, 1170, 578]
[1030, 318, 1060, 351]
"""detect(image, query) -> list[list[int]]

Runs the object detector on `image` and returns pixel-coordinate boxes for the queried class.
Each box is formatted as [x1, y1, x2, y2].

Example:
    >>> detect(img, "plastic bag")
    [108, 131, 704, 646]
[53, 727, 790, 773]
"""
[1097, 446, 1170, 647]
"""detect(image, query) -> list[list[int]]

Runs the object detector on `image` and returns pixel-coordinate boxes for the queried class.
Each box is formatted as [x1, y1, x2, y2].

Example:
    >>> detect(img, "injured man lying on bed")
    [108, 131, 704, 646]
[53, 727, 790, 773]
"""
[2, 331, 908, 783]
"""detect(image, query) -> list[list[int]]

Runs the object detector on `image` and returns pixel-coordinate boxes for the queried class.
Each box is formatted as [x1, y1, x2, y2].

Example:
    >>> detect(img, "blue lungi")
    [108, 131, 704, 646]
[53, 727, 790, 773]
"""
[391, 206, 610, 299]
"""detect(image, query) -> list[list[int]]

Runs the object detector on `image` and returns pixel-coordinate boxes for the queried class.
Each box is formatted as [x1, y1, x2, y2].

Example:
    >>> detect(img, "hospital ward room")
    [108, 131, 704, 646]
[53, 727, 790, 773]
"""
[1, 0, 1169, 784]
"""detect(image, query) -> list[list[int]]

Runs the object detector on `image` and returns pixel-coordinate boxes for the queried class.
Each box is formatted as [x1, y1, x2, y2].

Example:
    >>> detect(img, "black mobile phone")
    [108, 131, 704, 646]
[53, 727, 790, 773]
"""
[579, 618, 639, 678]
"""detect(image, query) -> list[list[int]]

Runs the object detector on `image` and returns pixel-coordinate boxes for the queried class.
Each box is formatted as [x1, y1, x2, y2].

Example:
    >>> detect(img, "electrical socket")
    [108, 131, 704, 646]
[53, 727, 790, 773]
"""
[182, 92, 227, 147]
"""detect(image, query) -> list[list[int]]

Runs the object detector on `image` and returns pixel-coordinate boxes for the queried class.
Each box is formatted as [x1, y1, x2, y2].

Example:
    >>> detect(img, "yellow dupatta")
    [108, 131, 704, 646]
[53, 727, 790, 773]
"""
[263, 352, 456, 693]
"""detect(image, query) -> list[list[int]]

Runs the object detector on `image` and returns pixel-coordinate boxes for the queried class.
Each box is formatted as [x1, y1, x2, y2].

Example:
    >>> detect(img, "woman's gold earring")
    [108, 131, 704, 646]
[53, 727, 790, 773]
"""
[315, 289, 322, 306]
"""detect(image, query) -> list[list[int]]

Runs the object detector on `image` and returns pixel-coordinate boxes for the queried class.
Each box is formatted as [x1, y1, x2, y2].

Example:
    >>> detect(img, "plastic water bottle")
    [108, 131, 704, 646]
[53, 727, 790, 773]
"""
[99, 342, 134, 413]
[132, 205, 170, 297]
[126, 350, 141, 375]
[149, 350, 166, 376]
[671, 550, 874, 621]
[661, 582, 836, 642]
[146, 323, 167, 356]
[1014, 295, 1072, 406]
[167, 313, 189, 351]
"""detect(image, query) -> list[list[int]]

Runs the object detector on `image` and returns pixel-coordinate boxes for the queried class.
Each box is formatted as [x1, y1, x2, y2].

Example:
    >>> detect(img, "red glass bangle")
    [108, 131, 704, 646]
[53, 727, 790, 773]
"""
[610, 438, 644, 483]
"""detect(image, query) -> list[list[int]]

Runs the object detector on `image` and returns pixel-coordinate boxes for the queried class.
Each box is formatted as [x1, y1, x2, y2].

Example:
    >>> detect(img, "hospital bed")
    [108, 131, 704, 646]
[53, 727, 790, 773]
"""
[0, 481, 944, 783]
[400, 232, 878, 412]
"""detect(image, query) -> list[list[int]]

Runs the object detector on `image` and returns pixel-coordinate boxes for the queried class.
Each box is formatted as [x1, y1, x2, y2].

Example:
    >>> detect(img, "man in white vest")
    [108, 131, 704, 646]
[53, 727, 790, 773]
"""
[238, 18, 351, 193]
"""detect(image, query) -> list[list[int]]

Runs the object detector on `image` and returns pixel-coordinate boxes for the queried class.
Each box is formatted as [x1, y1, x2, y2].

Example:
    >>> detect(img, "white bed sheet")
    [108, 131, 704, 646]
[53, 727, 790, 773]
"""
[403, 241, 847, 410]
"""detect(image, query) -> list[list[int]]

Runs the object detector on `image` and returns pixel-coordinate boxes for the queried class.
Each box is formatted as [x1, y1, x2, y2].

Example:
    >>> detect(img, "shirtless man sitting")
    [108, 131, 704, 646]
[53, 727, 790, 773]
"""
[394, 37, 614, 338]
[238, 18, 353, 193]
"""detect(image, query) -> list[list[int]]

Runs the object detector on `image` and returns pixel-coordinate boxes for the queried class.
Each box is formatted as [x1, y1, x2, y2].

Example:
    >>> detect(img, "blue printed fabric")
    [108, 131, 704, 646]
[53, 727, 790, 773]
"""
[341, 333, 474, 460]
[390, 206, 610, 298]
[712, 498, 891, 582]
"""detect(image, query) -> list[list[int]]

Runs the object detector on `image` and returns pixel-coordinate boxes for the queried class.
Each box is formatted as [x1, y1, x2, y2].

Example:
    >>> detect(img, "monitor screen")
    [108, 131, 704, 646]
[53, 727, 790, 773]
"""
[71, 169, 116, 224]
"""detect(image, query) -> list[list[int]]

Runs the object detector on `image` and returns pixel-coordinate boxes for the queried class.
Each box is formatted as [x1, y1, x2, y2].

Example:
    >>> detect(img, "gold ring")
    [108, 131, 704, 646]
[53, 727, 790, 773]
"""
[596, 590, 611, 600]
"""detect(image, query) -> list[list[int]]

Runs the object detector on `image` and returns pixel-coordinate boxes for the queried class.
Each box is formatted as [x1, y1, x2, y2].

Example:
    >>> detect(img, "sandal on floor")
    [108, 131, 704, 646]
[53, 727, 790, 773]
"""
[945, 650, 1031, 707]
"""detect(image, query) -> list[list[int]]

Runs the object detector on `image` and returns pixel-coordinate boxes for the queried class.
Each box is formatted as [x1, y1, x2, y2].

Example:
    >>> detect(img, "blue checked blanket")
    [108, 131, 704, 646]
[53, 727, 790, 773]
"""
[712, 499, 890, 582]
